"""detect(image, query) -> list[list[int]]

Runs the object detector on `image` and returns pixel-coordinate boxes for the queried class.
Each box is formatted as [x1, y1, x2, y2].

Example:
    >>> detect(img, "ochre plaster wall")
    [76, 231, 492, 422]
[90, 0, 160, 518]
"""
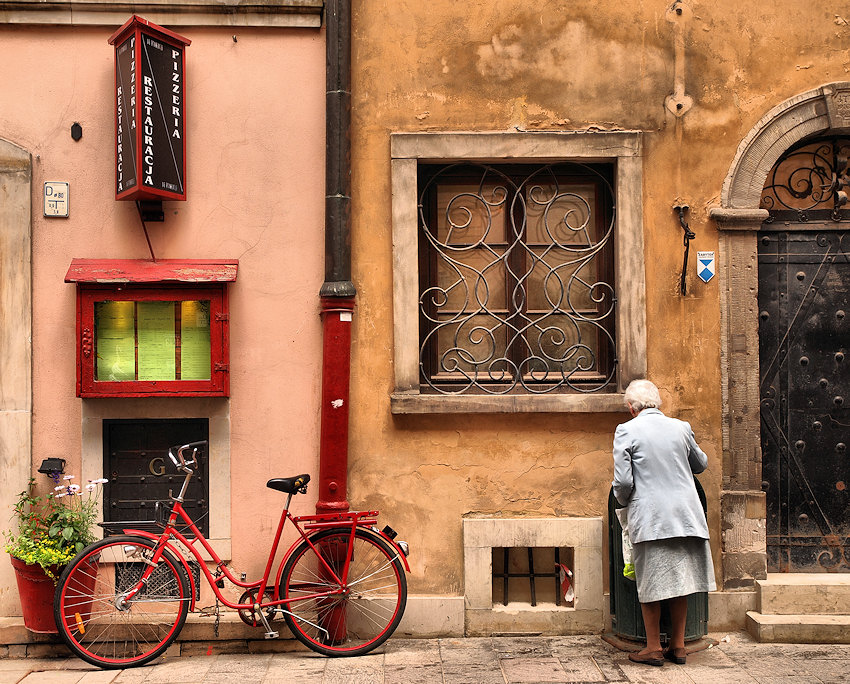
[0, 23, 326, 612]
[346, 0, 850, 597]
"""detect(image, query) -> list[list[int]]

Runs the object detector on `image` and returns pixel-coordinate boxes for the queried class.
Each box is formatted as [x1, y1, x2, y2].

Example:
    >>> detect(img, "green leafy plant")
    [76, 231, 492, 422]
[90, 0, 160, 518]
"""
[4, 476, 106, 581]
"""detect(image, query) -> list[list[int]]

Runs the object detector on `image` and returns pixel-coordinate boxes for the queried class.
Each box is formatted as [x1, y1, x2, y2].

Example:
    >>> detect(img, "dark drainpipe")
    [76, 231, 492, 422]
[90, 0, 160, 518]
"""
[317, 0, 354, 516]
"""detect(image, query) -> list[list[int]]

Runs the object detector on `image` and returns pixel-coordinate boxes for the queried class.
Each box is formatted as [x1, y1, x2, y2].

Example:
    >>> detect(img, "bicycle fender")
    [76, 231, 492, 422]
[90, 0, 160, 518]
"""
[361, 527, 411, 573]
[121, 529, 198, 611]
[272, 526, 411, 593]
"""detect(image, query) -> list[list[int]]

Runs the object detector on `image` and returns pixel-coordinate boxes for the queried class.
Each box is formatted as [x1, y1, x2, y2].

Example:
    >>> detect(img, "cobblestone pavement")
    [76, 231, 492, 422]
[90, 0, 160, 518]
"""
[1, 632, 849, 683]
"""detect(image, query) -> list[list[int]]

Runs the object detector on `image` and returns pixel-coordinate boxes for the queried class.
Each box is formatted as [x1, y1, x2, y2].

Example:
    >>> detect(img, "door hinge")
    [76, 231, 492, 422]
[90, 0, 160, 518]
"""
[215, 313, 230, 322]
[214, 362, 229, 372]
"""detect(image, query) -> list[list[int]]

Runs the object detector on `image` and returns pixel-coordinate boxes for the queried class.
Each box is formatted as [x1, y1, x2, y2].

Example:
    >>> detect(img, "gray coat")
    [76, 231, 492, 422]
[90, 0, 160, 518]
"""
[612, 408, 709, 544]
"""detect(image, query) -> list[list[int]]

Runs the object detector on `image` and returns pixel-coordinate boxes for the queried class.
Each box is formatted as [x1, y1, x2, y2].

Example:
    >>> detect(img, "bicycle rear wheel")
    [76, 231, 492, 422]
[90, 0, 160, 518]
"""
[54, 535, 190, 669]
[280, 527, 407, 656]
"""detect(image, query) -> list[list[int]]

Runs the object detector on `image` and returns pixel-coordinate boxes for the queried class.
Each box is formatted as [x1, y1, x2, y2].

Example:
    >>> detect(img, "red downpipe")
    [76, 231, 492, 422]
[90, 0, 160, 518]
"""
[317, 0, 354, 516]
[316, 297, 354, 515]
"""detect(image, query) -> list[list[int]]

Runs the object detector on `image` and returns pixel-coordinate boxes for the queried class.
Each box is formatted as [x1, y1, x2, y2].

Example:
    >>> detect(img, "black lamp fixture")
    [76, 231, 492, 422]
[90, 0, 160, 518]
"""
[38, 458, 66, 477]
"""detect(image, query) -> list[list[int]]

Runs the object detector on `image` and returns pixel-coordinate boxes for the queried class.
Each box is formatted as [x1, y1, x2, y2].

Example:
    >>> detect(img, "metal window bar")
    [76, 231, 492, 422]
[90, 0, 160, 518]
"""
[760, 136, 850, 222]
[418, 162, 617, 395]
[494, 547, 564, 607]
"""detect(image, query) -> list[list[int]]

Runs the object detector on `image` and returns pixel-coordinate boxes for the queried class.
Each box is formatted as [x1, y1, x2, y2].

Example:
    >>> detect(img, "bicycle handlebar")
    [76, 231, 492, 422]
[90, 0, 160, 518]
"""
[167, 440, 208, 472]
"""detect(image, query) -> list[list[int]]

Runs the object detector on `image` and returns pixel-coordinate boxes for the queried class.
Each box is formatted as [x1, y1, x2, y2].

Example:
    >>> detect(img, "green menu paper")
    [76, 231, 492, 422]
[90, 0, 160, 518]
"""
[137, 301, 176, 380]
[95, 301, 136, 381]
[181, 301, 211, 380]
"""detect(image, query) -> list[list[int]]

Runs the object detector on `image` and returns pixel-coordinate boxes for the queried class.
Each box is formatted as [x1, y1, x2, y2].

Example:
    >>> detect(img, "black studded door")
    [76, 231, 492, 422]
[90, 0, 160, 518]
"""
[758, 228, 849, 572]
[103, 419, 209, 536]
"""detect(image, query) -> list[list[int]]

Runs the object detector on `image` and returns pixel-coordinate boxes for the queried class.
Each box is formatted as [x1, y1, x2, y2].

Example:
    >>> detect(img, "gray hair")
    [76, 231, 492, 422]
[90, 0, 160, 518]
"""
[624, 379, 662, 412]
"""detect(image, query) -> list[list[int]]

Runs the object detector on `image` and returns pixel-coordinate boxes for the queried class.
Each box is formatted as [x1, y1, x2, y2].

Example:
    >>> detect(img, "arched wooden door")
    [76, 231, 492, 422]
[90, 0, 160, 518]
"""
[758, 137, 850, 572]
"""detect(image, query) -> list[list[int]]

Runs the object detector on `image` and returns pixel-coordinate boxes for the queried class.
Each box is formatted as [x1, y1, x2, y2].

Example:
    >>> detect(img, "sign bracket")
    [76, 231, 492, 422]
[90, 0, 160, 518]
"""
[137, 200, 164, 222]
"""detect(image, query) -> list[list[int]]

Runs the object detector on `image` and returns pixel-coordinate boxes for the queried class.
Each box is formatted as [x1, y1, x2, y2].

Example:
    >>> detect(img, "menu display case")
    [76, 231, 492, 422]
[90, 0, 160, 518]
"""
[66, 259, 236, 398]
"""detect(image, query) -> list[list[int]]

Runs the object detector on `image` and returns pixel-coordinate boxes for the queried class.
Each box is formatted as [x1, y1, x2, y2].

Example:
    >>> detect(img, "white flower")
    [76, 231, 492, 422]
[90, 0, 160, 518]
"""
[88, 478, 108, 484]
[54, 485, 65, 491]
[85, 483, 96, 491]
[63, 475, 75, 480]
[55, 492, 66, 498]
[68, 484, 81, 493]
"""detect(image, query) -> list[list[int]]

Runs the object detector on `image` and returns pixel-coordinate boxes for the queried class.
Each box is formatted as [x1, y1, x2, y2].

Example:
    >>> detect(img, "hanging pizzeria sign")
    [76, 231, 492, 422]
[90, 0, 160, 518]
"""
[108, 15, 191, 202]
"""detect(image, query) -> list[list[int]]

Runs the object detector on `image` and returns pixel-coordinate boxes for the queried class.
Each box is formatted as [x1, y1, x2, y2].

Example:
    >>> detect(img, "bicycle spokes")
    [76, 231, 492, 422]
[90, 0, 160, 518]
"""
[280, 529, 407, 656]
[54, 536, 190, 668]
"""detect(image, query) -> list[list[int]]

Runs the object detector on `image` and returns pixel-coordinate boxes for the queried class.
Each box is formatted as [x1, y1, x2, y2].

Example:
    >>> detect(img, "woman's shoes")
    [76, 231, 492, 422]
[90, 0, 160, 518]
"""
[628, 650, 664, 666]
[663, 646, 687, 664]
[628, 647, 686, 667]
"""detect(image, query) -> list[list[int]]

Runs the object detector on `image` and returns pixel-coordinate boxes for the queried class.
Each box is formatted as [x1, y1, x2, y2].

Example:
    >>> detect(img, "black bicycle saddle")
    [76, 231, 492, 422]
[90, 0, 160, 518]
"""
[266, 474, 311, 494]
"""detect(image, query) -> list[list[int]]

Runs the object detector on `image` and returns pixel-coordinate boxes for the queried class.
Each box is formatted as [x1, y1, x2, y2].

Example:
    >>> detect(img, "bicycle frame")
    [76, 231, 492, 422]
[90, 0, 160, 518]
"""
[120, 464, 409, 618]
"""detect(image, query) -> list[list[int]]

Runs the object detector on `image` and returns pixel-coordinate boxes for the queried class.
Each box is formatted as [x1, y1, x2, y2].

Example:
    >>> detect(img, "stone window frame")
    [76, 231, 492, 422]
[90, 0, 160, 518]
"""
[390, 131, 646, 414]
[463, 517, 603, 635]
[82, 399, 232, 560]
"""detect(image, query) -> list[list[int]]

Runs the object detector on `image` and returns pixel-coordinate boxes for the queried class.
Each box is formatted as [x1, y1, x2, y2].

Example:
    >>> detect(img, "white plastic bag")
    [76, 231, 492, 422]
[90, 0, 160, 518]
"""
[556, 563, 575, 603]
[615, 508, 635, 581]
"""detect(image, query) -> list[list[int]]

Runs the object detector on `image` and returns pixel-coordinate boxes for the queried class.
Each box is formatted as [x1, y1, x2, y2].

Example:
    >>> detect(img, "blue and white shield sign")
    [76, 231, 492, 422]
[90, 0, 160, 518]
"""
[696, 250, 715, 283]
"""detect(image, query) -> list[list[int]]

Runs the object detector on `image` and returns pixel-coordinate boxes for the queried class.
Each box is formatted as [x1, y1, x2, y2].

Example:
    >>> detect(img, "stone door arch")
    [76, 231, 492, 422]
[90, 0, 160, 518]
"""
[711, 83, 850, 587]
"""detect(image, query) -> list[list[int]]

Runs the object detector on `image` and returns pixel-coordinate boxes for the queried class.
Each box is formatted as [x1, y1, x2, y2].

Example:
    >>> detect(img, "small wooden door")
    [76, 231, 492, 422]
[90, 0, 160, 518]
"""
[103, 419, 209, 536]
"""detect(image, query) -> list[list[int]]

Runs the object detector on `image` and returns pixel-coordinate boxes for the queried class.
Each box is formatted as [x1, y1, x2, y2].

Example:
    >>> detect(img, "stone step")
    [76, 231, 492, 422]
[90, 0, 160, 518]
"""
[746, 611, 850, 643]
[757, 574, 850, 615]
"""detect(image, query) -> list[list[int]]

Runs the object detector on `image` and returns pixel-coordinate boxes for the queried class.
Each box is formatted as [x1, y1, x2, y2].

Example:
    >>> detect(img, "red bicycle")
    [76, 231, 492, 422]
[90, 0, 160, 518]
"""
[53, 441, 410, 669]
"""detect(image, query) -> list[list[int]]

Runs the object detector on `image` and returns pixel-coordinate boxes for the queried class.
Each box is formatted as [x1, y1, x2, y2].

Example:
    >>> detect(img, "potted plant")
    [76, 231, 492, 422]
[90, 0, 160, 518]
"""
[4, 474, 105, 633]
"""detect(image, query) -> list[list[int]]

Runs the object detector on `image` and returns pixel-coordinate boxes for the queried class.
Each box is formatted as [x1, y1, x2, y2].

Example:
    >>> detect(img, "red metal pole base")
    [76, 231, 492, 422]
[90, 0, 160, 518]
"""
[316, 296, 354, 516]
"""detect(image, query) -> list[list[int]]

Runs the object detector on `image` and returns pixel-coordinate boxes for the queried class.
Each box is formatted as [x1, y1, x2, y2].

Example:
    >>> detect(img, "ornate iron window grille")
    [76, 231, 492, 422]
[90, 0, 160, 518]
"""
[418, 163, 616, 395]
[761, 137, 850, 222]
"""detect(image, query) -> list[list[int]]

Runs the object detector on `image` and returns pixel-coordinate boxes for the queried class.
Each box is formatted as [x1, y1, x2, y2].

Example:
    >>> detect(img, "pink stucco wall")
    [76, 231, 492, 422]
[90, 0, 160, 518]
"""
[0, 23, 326, 597]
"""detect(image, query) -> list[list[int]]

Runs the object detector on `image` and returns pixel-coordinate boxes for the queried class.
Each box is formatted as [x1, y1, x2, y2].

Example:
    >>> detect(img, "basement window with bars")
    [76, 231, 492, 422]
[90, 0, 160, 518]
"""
[417, 163, 616, 395]
[492, 546, 575, 607]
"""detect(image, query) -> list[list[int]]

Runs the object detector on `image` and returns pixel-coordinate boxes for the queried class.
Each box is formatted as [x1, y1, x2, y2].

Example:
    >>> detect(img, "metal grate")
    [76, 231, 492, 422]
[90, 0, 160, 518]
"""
[418, 163, 616, 395]
[116, 560, 201, 600]
[492, 547, 573, 607]
[760, 136, 850, 222]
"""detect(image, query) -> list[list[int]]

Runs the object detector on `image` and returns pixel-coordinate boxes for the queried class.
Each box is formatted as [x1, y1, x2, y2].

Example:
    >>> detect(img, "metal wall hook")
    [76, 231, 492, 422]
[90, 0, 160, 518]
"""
[674, 204, 695, 295]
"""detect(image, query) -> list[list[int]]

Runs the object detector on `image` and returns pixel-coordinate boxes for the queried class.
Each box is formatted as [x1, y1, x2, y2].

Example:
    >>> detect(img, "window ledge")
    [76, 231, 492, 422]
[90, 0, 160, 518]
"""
[390, 392, 628, 414]
[0, 0, 323, 27]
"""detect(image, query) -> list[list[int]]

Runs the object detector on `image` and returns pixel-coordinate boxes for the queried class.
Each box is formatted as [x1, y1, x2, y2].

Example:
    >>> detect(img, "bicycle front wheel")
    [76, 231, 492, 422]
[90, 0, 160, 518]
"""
[54, 535, 191, 669]
[280, 527, 407, 656]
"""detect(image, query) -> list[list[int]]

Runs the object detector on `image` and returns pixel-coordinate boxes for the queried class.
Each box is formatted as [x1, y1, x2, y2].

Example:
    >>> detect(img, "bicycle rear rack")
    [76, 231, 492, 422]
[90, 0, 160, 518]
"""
[293, 510, 379, 531]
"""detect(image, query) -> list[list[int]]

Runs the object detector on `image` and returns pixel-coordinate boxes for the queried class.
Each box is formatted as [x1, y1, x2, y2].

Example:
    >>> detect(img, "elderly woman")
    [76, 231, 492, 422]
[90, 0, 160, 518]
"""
[612, 379, 716, 667]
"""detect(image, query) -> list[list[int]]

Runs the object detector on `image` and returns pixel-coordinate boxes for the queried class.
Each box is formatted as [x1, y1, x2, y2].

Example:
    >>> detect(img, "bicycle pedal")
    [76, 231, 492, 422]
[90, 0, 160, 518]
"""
[264, 631, 279, 639]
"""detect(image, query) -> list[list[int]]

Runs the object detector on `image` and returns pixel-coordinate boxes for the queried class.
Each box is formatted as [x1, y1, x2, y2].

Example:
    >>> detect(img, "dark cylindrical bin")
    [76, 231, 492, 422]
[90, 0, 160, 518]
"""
[608, 478, 709, 643]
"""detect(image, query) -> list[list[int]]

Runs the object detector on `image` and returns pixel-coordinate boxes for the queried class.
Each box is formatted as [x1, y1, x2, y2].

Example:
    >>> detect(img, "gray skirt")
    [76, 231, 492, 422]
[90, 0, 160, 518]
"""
[632, 537, 716, 603]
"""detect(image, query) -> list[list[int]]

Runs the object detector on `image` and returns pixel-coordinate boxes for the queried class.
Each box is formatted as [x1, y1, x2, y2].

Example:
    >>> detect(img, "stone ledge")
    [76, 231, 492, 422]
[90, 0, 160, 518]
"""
[391, 392, 628, 414]
[746, 611, 850, 644]
[466, 606, 603, 637]
[757, 574, 850, 616]
[708, 590, 756, 631]
[0, 597, 466, 656]
[396, 596, 464, 638]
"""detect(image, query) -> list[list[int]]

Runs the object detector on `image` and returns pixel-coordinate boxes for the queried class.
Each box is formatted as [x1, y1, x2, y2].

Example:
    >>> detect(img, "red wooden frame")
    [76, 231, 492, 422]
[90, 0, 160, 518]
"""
[74, 284, 229, 398]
